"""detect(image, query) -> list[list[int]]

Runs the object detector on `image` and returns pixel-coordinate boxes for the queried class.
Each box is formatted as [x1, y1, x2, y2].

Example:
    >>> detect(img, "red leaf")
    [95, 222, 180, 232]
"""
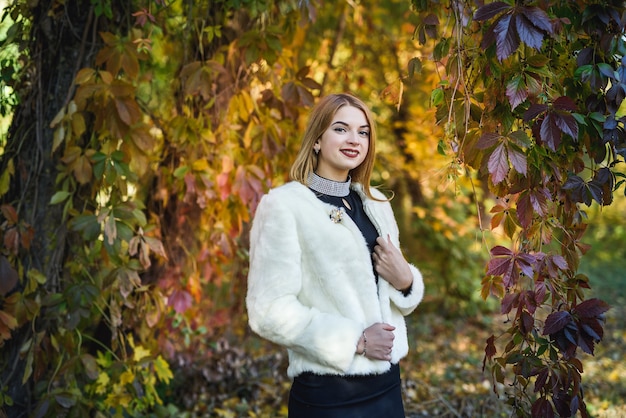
[480, 22, 497, 50]
[580, 318, 603, 341]
[168, 289, 193, 314]
[532, 397, 555, 418]
[494, 14, 520, 61]
[515, 13, 545, 50]
[535, 280, 547, 303]
[573, 298, 610, 318]
[506, 74, 527, 109]
[553, 96, 577, 111]
[520, 311, 534, 334]
[534, 368, 549, 393]
[521, 7, 553, 34]
[487, 256, 513, 276]
[501, 292, 519, 314]
[295, 66, 311, 80]
[483, 334, 497, 371]
[0, 204, 18, 224]
[488, 143, 509, 184]
[540, 112, 562, 151]
[474, 1, 511, 21]
[491, 245, 514, 257]
[519, 290, 538, 315]
[216, 172, 231, 201]
[476, 132, 500, 149]
[554, 111, 579, 139]
[552, 254, 568, 270]
[516, 192, 534, 229]
[577, 332, 595, 355]
[0, 256, 18, 296]
[523, 103, 548, 121]
[516, 253, 537, 279]
[543, 311, 572, 335]
[529, 188, 549, 217]
[507, 145, 527, 175]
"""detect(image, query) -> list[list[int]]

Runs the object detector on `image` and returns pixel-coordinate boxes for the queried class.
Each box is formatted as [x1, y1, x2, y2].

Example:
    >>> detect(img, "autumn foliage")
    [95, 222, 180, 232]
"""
[413, 0, 623, 416]
[0, 0, 624, 417]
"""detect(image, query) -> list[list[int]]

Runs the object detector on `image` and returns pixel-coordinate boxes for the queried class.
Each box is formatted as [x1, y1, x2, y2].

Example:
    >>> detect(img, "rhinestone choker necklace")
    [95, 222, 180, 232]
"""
[307, 172, 351, 197]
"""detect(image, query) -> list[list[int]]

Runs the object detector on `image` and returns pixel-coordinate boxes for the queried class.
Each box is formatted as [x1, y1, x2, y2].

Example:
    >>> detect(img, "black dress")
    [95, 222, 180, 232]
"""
[286, 188, 406, 418]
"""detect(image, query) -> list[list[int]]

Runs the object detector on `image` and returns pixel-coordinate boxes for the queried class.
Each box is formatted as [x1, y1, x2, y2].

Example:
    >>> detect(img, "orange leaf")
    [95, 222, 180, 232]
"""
[74, 155, 93, 185]
[129, 125, 155, 152]
[61, 146, 82, 165]
[121, 43, 140, 78]
[0, 309, 18, 343]
[114, 97, 141, 126]
[75, 68, 97, 85]
[1, 204, 18, 224]
[187, 272, 202, 302]
[3, 228, 19, 255]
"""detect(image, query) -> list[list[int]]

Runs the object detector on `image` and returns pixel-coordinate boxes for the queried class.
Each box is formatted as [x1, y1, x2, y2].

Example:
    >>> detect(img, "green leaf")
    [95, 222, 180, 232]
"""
[50, 191, 71, 205]
[408, 57, 422, 79]
[173, 165, 189, 179]
[431, 88, 444, 106]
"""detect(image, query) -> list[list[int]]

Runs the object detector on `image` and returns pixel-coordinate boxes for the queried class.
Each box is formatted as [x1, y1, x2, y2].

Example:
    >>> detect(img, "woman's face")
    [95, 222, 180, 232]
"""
[315, 105, 370, 181]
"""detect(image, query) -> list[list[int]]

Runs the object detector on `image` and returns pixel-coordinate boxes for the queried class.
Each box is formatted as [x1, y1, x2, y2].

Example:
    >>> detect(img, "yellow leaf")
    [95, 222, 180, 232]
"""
[616, 98, 626, 118]
[133, 344, 151, 362]
[95, 372, 110, 394]
[71, 112, 86, 138]
[27, 268, 47, 285]
[96, 351, 112, 368]
[52, 125, 65, 154]
[120, 369, 135, 386]
[154, 355, 173, 384]
[222, 155, 234, 173]
[105, 392, 132, 409]
[192, 158, 210, 172]
[0, 159, 14, 197]
[50, 107, 66, 128]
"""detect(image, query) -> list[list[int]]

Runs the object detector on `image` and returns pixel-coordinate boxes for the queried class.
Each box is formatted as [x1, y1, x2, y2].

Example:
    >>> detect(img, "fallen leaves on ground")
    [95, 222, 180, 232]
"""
[160, 301, 625, 417]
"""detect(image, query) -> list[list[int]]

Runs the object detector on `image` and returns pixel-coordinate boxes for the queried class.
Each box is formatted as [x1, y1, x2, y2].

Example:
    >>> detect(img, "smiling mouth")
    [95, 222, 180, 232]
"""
[341, 149, 359, 158]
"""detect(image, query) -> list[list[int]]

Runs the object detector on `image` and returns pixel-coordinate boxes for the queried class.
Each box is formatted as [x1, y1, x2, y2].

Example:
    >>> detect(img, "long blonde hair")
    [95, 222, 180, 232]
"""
[290, 93, 381, 200]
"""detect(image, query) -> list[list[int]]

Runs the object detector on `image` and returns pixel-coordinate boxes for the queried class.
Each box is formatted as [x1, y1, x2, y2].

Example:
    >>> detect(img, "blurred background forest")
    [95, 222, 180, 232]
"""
[0, 0, 625, 417]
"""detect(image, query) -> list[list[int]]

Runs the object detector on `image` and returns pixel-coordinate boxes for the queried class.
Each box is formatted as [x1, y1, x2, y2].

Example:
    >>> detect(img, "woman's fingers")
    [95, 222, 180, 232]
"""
[363, 323, 396, 360]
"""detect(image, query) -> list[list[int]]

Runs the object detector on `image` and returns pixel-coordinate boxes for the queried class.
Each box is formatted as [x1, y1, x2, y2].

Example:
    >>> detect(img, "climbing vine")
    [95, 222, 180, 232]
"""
[411, 0, 623, 416]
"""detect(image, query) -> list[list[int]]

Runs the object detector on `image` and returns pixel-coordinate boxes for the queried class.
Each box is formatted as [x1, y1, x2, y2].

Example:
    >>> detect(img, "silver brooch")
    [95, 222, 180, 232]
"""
[329, 207, 345, 223]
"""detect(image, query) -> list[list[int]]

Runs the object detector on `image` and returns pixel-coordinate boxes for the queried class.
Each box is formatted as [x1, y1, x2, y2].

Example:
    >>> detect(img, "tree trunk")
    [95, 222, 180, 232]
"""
[2, 1, 94, 415]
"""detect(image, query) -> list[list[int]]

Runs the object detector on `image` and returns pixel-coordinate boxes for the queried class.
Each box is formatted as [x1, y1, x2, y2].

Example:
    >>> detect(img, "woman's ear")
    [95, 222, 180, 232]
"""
[313, 141, 320, 154]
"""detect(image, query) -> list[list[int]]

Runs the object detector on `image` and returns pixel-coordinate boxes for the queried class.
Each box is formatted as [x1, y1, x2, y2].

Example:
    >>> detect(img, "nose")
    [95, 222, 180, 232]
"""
[347, 130, 359, 144]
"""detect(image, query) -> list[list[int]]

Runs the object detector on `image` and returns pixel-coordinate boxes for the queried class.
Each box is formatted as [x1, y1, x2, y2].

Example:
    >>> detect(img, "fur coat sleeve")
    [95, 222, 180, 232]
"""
[246, 181, 424, 377]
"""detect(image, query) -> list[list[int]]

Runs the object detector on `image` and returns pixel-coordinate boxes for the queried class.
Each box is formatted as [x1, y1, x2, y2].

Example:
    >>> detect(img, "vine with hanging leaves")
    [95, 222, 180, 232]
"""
[410, 0, 624, 416]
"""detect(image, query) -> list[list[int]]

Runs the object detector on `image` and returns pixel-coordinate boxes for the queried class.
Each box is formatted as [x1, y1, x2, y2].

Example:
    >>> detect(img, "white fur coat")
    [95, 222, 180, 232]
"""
[246, 181, 424, 377]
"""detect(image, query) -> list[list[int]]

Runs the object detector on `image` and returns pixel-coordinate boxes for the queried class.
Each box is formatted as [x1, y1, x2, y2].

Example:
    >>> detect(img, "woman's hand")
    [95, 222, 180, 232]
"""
[357, 323, 396, 361]
[372, 235, 413, 292]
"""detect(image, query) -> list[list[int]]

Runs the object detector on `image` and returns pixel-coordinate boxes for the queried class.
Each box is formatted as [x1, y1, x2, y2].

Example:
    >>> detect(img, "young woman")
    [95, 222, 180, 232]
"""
[246, 93, 424, 417]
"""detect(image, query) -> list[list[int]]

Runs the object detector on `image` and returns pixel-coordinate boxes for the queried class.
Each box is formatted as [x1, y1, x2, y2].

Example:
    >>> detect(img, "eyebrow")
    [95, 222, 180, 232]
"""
[331, 121, 370, 129]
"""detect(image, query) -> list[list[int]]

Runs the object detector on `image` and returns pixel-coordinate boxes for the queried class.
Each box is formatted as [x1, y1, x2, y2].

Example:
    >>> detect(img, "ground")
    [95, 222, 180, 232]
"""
[159, 300, 625, 417]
